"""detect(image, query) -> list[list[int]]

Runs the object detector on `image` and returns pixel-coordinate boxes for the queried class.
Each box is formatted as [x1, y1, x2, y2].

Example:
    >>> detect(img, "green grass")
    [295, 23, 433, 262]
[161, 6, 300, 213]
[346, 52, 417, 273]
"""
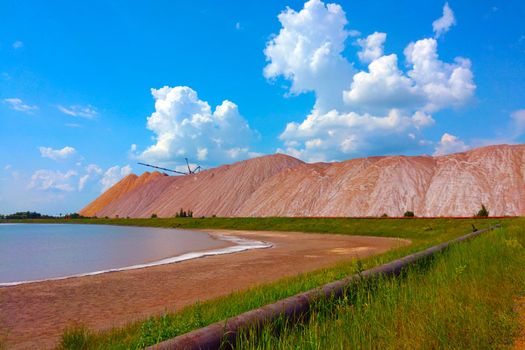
[7, 216, 503, 245]
[10, 217, 516, 349]
[237, 224, 525, 349]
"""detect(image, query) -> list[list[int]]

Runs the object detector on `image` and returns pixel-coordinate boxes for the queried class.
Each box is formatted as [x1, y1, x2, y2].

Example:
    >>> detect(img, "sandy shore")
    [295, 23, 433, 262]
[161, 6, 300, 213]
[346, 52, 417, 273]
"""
[0, 229, 409, 349]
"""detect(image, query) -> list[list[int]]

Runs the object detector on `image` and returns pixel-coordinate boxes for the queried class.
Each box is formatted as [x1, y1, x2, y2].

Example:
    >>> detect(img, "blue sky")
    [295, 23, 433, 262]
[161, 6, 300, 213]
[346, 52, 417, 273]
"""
[1, 0, 524, 214]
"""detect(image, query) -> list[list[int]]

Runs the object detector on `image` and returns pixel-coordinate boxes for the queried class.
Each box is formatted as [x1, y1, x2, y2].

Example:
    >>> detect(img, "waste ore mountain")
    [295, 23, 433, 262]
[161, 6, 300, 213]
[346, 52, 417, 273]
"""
[80, 144, 525, 218]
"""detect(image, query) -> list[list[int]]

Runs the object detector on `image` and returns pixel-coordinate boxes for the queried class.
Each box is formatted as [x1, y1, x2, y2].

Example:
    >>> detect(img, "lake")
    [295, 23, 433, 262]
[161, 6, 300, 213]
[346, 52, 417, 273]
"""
[0, 223, 269, 285]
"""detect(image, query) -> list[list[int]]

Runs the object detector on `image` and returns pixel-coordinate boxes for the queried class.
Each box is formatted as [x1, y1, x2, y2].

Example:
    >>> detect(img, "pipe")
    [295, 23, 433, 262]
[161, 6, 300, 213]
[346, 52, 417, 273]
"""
[148, 224, 501, 350]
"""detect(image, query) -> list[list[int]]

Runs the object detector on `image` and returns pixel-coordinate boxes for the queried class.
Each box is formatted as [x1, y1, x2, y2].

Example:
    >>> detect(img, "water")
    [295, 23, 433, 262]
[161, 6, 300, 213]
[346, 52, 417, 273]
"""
[0, 223, 270, 285]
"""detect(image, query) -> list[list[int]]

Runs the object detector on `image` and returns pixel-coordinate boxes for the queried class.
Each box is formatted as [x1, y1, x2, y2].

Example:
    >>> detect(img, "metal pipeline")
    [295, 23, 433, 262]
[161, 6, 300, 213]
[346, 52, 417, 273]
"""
[147, 224, 501, 350]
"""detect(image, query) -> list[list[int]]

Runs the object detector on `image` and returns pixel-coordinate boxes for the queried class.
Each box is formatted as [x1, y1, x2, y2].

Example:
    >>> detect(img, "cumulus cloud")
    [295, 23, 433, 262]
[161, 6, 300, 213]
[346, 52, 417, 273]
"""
[265, 0, 474, 161]
[29, 170, 78, 192]
[263, 0, 354, 113]
[344, 54, 423, 111]
[404, 39, 474, 111]
[100, 165, 132, 192]
[12, 41, 24, 49]
[39, 146, 76, 160]
[433, 133, 469, 155]
[433, 3, 456, 38]
[279, 109, 425, 161]
[356, 32, 386, 63]
[136, 86, 255, 165]
[344, 38, 475, 113]
[3, 98, 37, 114]
[58, 105, 98, 119]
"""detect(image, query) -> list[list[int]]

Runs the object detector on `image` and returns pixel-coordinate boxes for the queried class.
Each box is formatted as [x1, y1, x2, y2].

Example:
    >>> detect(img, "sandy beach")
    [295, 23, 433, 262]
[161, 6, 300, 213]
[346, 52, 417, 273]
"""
[0, 229, 409, 349]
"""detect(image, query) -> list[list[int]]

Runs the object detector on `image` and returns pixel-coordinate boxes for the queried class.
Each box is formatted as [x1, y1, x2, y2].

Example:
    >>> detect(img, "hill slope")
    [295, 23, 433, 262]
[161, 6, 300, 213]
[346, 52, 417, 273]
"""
[79, 171, 165, 217]
[80, 144, 525, 217]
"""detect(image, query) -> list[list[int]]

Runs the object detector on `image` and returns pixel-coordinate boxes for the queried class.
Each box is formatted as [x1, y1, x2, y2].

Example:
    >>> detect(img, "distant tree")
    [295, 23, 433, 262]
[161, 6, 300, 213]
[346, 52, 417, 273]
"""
[175, 209, 192, 218]
[64, 213, 84, 219]
[381, 213, 388, 218]
[476, 204, 489, 217]
[3, 211, 55, 219]
[151, 213, 158, 218]
[404, 211, 415, 218]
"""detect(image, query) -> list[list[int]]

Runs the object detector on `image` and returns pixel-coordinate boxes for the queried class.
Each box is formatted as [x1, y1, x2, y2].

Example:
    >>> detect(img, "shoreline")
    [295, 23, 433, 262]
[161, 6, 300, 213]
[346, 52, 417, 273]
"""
[0, 232, 272, 287]
[0, 229, 409, 349]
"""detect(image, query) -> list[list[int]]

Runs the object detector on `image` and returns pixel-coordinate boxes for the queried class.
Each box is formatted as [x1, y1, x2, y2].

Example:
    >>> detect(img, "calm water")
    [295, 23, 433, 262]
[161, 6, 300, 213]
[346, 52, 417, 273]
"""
[0, 224, 229, 284]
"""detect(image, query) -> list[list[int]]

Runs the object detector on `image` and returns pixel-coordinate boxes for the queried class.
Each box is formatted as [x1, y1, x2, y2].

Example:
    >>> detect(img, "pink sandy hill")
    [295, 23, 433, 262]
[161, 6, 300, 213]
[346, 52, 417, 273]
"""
[80, 144, 525, 218]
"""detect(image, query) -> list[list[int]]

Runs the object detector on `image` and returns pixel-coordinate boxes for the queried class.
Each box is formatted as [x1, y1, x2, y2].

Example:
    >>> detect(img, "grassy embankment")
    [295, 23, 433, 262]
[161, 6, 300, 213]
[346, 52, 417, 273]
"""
[237, 223, 525, 349]
[9, 217, 523, 349]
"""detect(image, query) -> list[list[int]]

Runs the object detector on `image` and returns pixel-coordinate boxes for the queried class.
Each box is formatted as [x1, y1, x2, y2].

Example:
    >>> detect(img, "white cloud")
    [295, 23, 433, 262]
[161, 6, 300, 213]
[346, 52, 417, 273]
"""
[476, 109, 525, 146]
[279, 109, 420, 161]
[356, 32, 386, 63]
[345, 38, 475, 113]
[197, 147, 208, 161]
[4, 165, 12, 171]
[235, 22, 241, 30]
[348, 29, 361, 37]
[263, 0, 354, 113]
[12, 41, 23, 49]
[433, 133, 469, 155]
[265, 0, 474, 161]
[344, 54, 422, 111]
[3, 98, 37, 114]
[100, 165, 132, 192]
[77, 164, 105, 191]
[412, 111, 435, 129]
[39, 146, 76, 160]
[78, 175, 90, 191]
[136, 86, 255, 165]
[510, 109, 525, 137]
[432, 2, 456, 38]
[58, 105, 98, 119]
[86, 164, 103, 175]
[404, 39, 475, 111]
[28, 170, 78, 192]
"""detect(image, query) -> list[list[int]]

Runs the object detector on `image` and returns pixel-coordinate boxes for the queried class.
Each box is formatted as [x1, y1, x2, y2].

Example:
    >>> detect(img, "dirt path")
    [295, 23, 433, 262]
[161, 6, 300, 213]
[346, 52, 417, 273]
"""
[0, 230, 409, 349]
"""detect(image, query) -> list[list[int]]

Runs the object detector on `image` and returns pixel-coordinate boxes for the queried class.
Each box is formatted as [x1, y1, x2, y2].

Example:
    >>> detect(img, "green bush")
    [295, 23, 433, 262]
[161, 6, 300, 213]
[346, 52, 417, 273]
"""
[404, 211, 415, 217]
[151, 213, 158, 219]
[476, 204, 489, 217]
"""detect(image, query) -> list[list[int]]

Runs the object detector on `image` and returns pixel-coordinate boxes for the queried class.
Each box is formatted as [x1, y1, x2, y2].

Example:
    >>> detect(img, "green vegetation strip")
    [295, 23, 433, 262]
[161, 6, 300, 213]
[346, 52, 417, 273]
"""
[237, 224, 525, 349]
[147, 225, 499, 349]
[11, 217, 515, 349]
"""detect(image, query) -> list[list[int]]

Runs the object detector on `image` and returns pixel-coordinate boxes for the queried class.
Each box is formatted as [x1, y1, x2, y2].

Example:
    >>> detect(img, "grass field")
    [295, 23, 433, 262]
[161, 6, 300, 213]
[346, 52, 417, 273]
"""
[236, 225, 525, 349]
[6, 217, 523, 349]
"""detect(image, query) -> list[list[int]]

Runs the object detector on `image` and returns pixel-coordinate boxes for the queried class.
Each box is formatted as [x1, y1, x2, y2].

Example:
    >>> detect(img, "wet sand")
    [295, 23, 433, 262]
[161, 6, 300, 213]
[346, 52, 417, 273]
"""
[0, 230, 409, 349]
